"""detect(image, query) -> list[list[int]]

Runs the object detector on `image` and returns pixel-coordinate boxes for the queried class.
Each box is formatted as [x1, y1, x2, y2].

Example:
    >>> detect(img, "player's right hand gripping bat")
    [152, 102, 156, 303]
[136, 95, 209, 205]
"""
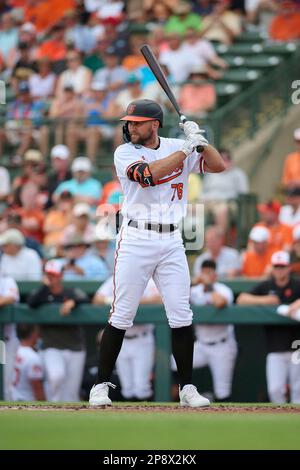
[140, 44, 204, 152]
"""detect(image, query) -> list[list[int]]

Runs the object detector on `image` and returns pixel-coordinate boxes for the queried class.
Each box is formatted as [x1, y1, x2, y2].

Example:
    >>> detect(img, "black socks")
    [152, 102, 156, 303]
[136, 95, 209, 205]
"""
[97, 323, 126, 383]
[171, 325, 194, 388]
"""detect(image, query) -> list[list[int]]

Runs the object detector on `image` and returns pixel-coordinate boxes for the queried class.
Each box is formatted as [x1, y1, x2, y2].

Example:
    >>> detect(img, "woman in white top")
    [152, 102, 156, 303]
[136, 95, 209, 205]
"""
[56, 50, 92, 97]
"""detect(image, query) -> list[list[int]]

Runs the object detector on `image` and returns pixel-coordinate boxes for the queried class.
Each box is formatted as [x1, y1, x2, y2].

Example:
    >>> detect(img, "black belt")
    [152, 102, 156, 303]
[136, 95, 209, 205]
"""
[203, 337, 228, 346]
[128, 220, 177, 233]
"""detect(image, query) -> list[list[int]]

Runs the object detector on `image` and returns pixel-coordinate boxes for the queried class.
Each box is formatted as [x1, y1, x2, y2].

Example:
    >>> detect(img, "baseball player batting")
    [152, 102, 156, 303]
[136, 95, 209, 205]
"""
[89, 99, 225, 407]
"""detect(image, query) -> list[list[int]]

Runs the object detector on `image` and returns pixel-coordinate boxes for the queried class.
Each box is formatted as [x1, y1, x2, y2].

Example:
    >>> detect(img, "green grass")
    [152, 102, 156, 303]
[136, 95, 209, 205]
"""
[0, 403, 300, 450]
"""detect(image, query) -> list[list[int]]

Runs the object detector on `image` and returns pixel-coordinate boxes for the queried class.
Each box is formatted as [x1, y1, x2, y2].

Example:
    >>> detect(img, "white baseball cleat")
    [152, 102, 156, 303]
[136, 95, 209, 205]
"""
[179, 384, 210, 407]
[89, 382, 116, 406]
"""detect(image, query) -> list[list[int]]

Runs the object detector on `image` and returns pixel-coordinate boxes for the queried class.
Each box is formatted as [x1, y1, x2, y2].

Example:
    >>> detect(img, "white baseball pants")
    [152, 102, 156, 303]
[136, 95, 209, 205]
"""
[116, 332, 155, 399]
[110, 225, 193, 329]
[42, 348, 86, 402]
[4, 333, 19, 400]
[266, 352, 300, 403]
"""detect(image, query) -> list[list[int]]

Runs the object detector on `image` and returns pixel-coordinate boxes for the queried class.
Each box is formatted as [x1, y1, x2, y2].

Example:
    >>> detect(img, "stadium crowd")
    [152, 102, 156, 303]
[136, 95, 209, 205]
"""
[0, 0, 300, 404]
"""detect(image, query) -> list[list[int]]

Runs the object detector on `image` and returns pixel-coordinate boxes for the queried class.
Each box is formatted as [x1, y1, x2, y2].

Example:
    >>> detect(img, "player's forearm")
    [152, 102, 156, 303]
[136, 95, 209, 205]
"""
[149, 151, 186, 183]
[202, 145, 225, 173]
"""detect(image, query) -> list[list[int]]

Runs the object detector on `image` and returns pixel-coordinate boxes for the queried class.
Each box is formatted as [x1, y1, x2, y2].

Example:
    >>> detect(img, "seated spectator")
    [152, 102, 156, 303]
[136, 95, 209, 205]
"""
[0, 81, 48, 165]
[279, 187, 300, 227]
[193, 225, 241, 279]
[0, 270, 20, 400]
[164, 1, 202, 35]
[0, 166, 10, 205]
[27, 259, 87, 402]
[23, 0, 77, 34]
[98, 168, 122, 205]
[246, 0, 279, 26]
[54, 157, 102, 209]
[47, 145, 72, 205]
[281, 128, 300, 190]
[237, 251, 300, 403]
[191, 0, 214, 15]
[35, 24, 67, 63]
[174, 259, 237, 402]
[69, 81, 113, 162]
[63, 9, 98, 54]
[0, 13, 18, 66]
[61, 235, 109, 281]
[43, 191, 74, 255]
[28, 57, 56, 100]
[269, 0, 300, 41]
[0, 228, 42, 280]
[5, 212, 43, 258]
[61, 202, 95, 246]
[11, 324, 46, 402]
[256, 200, 293, 252]
[179, 63, 217, 115]
[83, 36, 106, 73]
[14, 181, 45, 244]
[145, 1, 175, 24]
[200, 0, 242, 45]
[91, 223, 115, 273]
[122, 35, 148, 71]
[94, 46, 128, 99]
[290, 225, 300, 275]
[56, 50, 92, 97]
[93, 275, 158, 400]
[49, 85, 83, 155]
[10, 42, 37, 92]
[241, 226, 275, 278]
[201, 149, 249, 233]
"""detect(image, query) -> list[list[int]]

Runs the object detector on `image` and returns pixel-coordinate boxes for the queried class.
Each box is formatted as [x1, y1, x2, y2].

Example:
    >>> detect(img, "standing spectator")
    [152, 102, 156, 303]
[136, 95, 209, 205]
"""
[281, 128, 300, 190]
[175, 259, 237, 401]
[237, 251, 300, 403]
[0, 269, 20, 400]
[54, 157, 102, 209]
[0, 228, 42, 280]
[241, 226, 275, 278]
[28, 57, 56, 100]
[269, 1, 300, 41]
[94, 46, 128, 100]
[193, 226, 241, 279]
[56, 50, 92, 97]
[61, 202, 95, 246]
[47, 145, 72, 204]
[279, 187, 300, 227]
[11, 324, 46, 402]
[93, 276, 159, 400]
[256, 200, 293, 252]
[61, 236, 109, 281]
[201, 149, 249, 234]
[27, 260, 88, 402]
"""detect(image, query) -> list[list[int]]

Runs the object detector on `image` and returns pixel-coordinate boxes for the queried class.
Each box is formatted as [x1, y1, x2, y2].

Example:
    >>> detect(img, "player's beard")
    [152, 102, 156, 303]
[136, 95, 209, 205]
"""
[130, 128, 156, 147]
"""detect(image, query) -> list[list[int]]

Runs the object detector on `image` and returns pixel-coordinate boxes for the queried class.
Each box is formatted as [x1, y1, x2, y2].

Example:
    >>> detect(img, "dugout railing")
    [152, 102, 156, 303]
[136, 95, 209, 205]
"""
[1, 304, 299, 402]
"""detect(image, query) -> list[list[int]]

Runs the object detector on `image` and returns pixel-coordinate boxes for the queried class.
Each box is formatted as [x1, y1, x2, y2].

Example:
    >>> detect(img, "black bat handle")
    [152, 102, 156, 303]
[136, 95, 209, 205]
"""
[180, 115, 204, 153]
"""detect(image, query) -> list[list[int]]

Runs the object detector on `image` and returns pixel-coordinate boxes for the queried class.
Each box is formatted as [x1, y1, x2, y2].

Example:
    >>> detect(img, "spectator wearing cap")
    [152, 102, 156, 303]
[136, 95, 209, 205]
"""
[201, 149, 249, 234]
[5, 212, 43, 258]
[255, 200, 293, 252]
[269, 1, 300, 41]
[61, 202, 95, 246]
[28, 57, 56, 100]
[200, 0, 242, 45]
[61, 235, 109, 281]
[241, 226, 275, 278]
[0, 82, 48, 164]
[12, 149, 45, 191]
[193, 225, 241, 279]
[49, 85, 83, 157]
[0, 228, 42, 280]
[69, 81, 113, 163]
[7, 22, 38, 72]
[10, 41, 37, 91]
[53, 157, 102, 208]
[94, 46, 128, 99]
[56, 50, 92, 97]
[27, 259, 88, 402]
[281, 129, 300, 190]
[237, 250, 300, 403]
[47, 145, 72, 203]
[43, 191, 73, 256]
[279, 187, 300, 227]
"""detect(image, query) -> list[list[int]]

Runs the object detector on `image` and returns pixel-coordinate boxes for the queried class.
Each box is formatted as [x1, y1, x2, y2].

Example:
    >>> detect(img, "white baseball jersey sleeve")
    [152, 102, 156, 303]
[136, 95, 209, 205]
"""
[11, 345, 44, 401]
[114, 137, 204, 224]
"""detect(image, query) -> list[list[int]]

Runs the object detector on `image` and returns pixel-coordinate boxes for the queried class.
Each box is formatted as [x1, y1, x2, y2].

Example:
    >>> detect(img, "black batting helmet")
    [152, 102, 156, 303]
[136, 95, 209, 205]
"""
[121, 99, 163, 143]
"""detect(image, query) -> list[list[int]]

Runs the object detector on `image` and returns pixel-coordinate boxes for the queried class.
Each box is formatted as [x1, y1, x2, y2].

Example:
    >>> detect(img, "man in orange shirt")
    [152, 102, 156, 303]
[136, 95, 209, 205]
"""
[256, 200, 293, 252]
[282, 128, 300, 189]
[269, 1, 300, 41]
[242, 226, 275, 278]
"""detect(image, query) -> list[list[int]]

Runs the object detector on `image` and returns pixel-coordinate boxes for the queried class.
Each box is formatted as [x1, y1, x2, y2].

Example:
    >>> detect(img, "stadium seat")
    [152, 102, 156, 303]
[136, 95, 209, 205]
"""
[225, 55, 282, 71]
[220, 69, 262, 85]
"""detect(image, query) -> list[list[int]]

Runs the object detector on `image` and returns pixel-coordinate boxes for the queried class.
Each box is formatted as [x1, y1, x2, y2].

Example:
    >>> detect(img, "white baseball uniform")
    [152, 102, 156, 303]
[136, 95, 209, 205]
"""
[11, 345, 44, 401]
[97, 276, 156, 399]
[172, 282, 237, 400]
[111, 137, 205, 331]
[0, 275, 20, 400]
